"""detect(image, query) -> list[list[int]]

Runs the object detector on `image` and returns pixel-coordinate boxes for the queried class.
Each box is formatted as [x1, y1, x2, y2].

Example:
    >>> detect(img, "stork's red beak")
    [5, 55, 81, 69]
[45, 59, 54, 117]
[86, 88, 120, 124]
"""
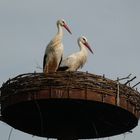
[84, 42, 93, 54]
[63, 24, 72, 34]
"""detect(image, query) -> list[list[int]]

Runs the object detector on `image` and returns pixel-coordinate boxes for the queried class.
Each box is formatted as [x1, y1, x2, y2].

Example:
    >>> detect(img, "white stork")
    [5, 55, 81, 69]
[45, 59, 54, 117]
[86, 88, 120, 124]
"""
[43, 19, 72, 74]
[57, 36, 93, 71]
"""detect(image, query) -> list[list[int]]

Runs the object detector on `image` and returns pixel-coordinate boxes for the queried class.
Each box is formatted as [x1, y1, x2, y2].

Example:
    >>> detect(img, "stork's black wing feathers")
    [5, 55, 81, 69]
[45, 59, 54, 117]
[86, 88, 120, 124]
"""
[58, 56, 62, 68]
[57, 66, 69, 71]
[43, 54, 47, 70]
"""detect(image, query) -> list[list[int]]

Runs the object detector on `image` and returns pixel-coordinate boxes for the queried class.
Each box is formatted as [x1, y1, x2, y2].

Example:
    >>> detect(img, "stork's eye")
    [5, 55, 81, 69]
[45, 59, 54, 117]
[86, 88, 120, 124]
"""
[83, 38, 86, 41]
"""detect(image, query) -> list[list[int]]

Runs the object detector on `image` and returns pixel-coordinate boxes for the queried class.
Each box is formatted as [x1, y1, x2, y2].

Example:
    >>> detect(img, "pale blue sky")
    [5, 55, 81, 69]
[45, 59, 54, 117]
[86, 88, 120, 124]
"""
[0, 0, 140, 140]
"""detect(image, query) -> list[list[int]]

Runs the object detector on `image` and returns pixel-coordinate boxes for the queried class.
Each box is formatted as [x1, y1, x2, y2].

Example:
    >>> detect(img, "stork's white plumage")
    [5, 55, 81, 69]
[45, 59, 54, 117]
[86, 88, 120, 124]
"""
[43, 19, 72, 74]
[57, 36, 93, 71]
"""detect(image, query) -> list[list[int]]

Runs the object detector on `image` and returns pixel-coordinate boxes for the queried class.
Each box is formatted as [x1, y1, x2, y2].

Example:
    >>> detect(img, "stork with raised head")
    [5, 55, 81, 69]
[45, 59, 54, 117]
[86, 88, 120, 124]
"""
[43, 19, 72, 74]
[57, 36, 93, 71]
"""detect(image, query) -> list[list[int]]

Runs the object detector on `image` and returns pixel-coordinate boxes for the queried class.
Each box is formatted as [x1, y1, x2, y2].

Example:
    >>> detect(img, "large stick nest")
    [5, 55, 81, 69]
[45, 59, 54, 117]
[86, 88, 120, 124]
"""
[0, 71, 140, 112]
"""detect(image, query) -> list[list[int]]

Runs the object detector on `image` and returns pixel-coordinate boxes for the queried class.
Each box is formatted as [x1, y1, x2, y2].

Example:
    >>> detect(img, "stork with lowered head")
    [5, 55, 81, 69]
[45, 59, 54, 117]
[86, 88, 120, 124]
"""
[57, 36, 93, 71]
[43, 19, 72, 74]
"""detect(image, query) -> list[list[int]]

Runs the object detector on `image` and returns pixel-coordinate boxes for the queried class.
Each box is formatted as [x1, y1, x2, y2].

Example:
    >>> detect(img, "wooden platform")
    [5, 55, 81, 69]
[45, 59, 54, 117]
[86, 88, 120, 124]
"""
[0, 71, 140, 139]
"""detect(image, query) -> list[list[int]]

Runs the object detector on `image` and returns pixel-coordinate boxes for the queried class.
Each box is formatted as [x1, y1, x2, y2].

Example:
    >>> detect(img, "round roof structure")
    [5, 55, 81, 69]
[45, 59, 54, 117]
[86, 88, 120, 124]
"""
[0, 71, 140, 139]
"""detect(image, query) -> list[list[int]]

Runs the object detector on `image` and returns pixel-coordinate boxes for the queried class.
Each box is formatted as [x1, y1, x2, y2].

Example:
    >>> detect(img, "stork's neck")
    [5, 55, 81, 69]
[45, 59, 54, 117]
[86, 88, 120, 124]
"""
[57, 24, 64, 38]
[78, 41, 88, 57]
